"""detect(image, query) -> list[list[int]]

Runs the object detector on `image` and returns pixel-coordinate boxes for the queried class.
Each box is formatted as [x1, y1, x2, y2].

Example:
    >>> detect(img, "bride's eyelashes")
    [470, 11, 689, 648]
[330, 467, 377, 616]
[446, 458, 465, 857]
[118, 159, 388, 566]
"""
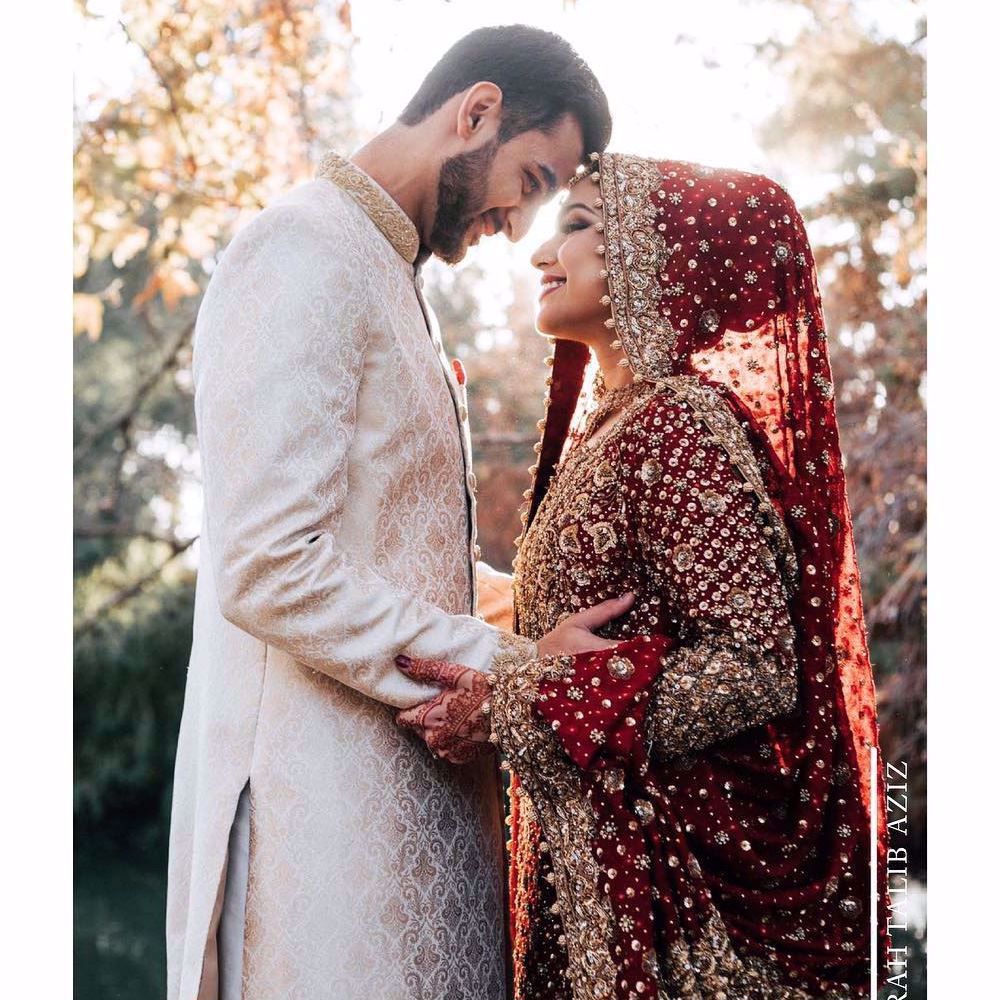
[559, 218, 591, 235]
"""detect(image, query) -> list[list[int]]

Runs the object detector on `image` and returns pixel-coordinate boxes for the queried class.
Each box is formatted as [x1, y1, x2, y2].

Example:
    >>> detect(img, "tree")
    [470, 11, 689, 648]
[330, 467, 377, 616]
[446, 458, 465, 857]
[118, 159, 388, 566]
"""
[753, 0, 927, 868]
[74, 0, 356, 838]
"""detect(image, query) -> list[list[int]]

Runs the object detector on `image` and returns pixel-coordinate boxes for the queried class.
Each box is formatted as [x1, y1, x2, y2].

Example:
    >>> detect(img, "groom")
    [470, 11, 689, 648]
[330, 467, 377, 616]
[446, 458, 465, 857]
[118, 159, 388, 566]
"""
[166, 25, 619, 1000]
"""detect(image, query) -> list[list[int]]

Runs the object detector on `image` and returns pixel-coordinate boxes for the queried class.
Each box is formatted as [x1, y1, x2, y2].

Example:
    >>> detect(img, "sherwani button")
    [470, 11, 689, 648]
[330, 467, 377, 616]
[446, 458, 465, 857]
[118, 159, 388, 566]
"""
[459, 404, 468, 422]
[467, 471, 478, 492]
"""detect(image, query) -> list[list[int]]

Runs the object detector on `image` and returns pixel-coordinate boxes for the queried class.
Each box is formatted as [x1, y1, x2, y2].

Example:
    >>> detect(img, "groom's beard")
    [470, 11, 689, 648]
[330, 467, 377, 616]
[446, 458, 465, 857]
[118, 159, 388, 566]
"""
[428, 139, 499, 264]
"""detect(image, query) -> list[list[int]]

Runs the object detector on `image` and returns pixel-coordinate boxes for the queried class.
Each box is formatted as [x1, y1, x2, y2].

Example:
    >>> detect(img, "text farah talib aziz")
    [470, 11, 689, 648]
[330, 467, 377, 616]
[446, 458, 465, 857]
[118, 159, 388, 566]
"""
[884, 761, 909, 1000]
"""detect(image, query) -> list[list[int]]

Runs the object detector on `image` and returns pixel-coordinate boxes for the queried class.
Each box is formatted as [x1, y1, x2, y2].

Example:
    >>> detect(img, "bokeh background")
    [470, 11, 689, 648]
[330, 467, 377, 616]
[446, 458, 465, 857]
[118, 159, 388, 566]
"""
[73, 1, 926, 996]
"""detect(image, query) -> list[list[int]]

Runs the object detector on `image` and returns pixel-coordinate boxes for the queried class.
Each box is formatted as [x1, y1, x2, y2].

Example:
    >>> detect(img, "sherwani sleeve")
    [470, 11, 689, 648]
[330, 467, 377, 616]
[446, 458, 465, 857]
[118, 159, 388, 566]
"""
[193, 198, 534, 709]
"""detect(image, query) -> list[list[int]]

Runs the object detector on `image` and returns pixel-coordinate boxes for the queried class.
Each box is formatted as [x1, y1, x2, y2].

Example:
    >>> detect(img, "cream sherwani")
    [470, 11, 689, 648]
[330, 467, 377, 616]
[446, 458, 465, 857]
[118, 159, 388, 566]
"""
[166, 153, 533, 1000]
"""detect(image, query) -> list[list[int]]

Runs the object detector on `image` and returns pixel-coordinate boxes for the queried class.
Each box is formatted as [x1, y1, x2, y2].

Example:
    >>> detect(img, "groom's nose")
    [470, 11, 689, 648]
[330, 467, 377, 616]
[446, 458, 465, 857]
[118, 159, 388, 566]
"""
[506, 205, 537, 243]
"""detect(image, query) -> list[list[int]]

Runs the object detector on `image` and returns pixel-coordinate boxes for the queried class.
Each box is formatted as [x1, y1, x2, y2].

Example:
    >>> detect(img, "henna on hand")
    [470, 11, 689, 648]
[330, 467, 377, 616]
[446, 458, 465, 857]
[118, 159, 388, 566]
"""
[394, 654, 494, 764]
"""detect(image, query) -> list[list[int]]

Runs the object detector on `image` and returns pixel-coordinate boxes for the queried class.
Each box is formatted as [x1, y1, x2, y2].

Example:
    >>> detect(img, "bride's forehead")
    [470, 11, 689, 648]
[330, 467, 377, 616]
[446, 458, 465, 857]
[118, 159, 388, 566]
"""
[559, 176, 600, 208]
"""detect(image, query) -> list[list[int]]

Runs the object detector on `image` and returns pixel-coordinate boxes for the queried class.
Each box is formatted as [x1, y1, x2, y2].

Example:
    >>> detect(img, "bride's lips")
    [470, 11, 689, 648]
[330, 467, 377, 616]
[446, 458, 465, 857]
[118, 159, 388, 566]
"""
[539, 273, 567, 301]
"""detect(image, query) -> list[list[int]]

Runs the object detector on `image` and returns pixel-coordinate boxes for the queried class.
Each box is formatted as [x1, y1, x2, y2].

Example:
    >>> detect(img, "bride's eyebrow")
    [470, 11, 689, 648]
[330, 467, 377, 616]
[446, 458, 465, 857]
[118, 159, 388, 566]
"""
[559, 201, 597, 219]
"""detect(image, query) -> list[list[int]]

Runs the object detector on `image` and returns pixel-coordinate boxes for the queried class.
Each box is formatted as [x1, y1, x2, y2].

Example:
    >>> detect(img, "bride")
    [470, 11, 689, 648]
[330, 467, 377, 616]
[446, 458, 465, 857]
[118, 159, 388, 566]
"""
[396, 153, 890, 999]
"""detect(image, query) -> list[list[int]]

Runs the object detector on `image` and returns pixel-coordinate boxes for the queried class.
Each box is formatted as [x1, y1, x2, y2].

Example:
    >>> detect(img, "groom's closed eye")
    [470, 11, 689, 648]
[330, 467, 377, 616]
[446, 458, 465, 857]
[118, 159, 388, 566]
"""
[525, 163, 558, 198]
[539, 164, 558, 194]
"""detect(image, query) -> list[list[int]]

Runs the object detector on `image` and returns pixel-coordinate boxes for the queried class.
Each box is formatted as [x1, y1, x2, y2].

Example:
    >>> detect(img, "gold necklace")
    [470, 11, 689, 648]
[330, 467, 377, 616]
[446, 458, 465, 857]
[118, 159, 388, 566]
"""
[581, 379, 650, 444]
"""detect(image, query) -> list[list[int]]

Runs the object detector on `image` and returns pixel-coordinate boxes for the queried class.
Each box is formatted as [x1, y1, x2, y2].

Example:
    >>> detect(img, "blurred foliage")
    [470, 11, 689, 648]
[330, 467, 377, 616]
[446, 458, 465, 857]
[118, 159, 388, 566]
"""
[74, 0, 356, 849]
[753, 0, 927, 868]
[431, 264, 554, 568]
[74, 0, 925, 994]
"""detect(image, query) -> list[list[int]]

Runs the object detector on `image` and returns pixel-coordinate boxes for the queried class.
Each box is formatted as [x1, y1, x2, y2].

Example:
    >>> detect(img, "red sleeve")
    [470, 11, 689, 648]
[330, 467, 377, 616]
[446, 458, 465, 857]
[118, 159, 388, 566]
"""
[616, 390, 800, 759]
[530, 635, 673, 771]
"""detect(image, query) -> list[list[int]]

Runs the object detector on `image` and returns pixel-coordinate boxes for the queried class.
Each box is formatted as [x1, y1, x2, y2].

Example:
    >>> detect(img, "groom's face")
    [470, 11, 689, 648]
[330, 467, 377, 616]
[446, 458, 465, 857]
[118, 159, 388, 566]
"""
[428, 113, 584, 264]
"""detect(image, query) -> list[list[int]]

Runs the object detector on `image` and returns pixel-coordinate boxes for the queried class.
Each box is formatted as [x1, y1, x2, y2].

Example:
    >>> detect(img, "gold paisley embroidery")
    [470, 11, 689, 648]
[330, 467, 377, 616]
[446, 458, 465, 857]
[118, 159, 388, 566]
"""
[585, 521, 618, 554]
[593, 461, 616, 489]
[318, 152, 420, 263]
[558, 522, 582, 554]
[492, 629, 539, 674]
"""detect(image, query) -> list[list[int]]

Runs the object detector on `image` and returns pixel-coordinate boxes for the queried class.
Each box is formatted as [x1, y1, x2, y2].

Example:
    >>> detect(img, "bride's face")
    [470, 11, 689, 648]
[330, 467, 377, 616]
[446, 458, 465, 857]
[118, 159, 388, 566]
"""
[530, 178, 609, 344]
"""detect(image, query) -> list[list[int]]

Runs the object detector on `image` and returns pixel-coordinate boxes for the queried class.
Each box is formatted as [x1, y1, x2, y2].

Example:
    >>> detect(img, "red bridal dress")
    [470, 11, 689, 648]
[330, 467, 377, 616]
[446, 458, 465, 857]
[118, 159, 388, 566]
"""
[488, 155, 891, 1000]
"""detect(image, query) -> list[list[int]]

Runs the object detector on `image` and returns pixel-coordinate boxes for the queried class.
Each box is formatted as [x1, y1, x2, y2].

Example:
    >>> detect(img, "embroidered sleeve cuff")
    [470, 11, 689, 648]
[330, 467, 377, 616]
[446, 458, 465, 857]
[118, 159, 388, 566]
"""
[487, 652, 567, 756]
[490, 630, 539, 676]
[644, 636, 798, 761]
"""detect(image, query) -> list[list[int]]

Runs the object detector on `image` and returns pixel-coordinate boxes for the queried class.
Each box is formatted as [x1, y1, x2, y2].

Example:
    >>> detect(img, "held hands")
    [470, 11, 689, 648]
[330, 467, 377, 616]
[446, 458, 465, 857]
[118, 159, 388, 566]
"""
[394, 593, 634, 764]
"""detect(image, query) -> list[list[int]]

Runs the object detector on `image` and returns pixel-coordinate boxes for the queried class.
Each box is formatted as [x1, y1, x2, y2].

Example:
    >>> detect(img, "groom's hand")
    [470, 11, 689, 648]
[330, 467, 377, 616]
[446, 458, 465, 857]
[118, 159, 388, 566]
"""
[535, 592, 635, 658]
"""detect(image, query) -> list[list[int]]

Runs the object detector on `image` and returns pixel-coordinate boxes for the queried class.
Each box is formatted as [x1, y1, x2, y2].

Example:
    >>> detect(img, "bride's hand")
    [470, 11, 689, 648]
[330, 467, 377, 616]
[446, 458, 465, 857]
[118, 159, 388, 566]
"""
[535, 593, 635, 658]
[394, 656, 493, 764]
[393, 595, 633, 762]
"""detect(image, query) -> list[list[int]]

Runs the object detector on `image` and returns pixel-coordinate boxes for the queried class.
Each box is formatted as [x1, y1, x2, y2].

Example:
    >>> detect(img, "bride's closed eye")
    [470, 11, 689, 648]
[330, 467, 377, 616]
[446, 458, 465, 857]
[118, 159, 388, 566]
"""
[560, 218, 591, 235]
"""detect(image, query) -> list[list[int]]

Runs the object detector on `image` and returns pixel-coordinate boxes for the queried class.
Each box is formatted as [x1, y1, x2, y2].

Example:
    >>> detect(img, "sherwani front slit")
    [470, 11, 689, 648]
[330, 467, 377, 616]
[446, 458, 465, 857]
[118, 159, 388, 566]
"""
[217, 781, 250, 1000]
[166, 154, 534, 1000]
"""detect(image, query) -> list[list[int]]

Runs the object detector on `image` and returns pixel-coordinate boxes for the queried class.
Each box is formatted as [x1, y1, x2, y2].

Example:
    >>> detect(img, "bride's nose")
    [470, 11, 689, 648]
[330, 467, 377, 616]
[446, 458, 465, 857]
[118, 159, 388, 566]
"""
[531, 236, 557, 271]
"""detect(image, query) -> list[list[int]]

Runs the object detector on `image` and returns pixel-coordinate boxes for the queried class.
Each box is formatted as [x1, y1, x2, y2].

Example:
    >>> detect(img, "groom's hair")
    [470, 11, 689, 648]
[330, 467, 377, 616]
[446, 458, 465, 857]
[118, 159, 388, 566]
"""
[399, 25, 611, 159]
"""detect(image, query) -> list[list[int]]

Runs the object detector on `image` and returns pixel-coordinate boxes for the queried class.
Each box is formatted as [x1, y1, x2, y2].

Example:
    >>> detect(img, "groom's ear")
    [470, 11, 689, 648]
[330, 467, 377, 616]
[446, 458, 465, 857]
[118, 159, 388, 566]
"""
[455, 81, 503, 142]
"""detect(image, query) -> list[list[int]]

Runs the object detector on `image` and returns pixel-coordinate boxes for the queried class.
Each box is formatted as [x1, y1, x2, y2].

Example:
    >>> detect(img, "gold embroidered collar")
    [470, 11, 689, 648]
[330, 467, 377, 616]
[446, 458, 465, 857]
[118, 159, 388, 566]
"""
[317, 151, 420, 265]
